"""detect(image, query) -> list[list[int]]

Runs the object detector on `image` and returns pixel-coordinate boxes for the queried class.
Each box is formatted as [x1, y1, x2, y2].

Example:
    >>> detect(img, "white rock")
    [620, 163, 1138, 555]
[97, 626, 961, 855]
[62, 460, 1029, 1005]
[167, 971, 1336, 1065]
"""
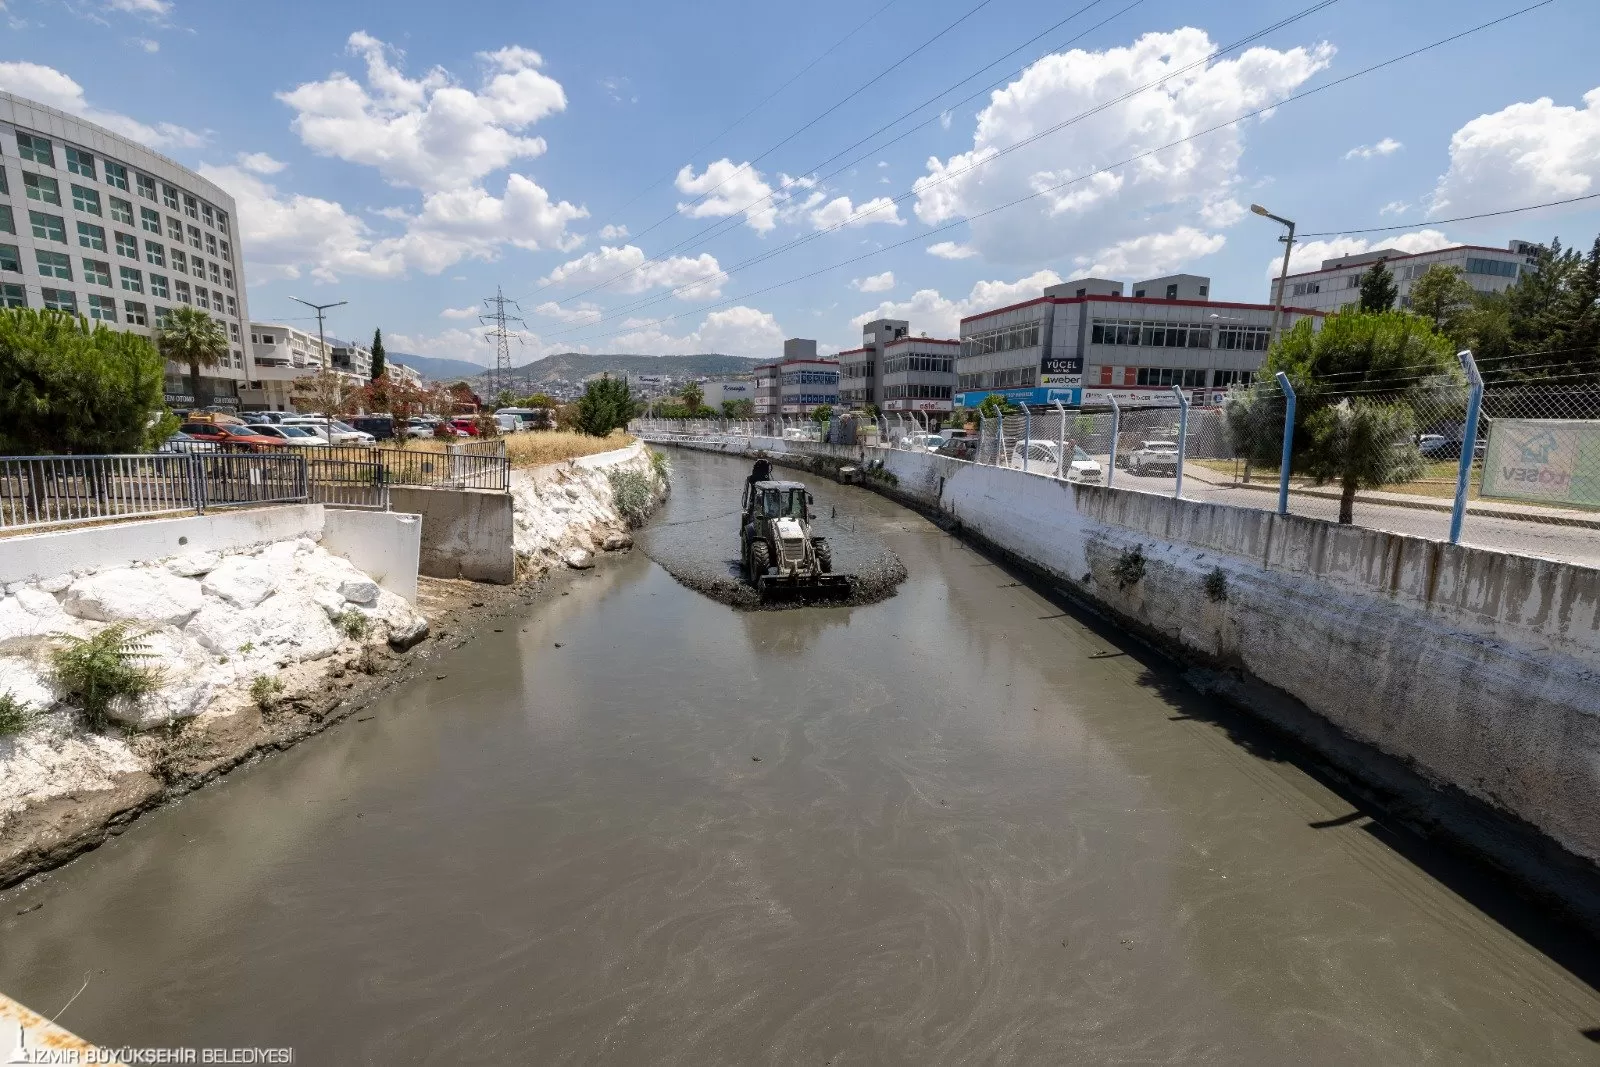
[601, 531, 633, 552]
[338, 576, 379, 605]
[37, 573, 73, 594]
[202, 556, 278, 609]
[166, 551, 221, 577]
[388, 616, 429, 651]
[251, 592, 342, 664]
[185, 601, 260, 655]
[62, 568, 204, 627]
[564, 548, 595, 570]
[0, 598, 51, 648]
[103, 627, 215, 729]
[5, 582, 25, 596]
[311, 587, 347, 619]
[13, 588, 63, 619]
[0, 653, 57, 712]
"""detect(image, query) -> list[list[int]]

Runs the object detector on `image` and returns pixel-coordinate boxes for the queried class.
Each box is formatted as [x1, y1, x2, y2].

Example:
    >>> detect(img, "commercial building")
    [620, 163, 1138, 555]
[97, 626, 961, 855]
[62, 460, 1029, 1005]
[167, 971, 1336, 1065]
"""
[701, 379, 756, 410]
[246, 322, 328, 411]
[0, 91, 251, 409]
[385, 361, 423, 388]
[1269, 240, 1536, 314]
[754, 339, 839, 415]
[837, 318, 958, 418]
[956, 275, 1323, 409]
[330, 341, 372, 381]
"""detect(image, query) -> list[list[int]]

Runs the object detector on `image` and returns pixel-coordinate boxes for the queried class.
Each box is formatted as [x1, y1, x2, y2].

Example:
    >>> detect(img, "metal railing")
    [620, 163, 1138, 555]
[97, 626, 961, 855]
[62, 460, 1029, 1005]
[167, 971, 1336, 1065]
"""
[0, 451, 308, 531]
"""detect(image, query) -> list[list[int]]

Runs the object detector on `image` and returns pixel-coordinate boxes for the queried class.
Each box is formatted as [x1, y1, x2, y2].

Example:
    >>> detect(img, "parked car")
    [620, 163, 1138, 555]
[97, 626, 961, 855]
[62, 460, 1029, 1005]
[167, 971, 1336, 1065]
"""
[405, 417, 438, 439]
[178, 421, 287, 451]
[280, 417, 376, 445]
[1126, 440, 1180, 476]
[249, 424, 329, 446]
[157, 431, 219, 454]
[935, 438, 974, 460]
[1417, 433, 1485, 461]
[903, 432, 945, 452]
[348, 415, 395, 441]
[1008, 441, 1103, 482]
[938, 428, 970, 442]
[448, 417, 480, 437]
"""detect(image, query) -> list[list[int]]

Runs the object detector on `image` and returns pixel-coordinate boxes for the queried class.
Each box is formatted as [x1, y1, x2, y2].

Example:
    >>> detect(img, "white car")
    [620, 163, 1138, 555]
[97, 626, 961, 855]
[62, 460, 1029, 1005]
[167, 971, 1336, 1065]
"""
[1008, 441, 1103, 482]
[1126, 440, 1180, 475]
[281, 417, 375, 445]
[405, 417, 439, 439]
[903, 432, 944, 452]
[250, 424, 329, 446]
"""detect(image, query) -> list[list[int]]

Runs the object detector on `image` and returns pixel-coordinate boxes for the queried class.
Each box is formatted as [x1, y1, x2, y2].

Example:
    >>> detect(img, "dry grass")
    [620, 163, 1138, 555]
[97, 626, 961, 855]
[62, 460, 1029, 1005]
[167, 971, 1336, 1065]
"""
[503, 430, 634, 468]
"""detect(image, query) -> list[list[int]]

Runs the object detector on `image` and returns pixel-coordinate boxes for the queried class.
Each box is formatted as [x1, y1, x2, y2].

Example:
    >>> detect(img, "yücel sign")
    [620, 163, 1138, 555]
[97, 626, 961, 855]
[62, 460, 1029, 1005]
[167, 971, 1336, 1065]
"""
[1039, 355, 1082, 387]
[1480, 418, 1600, 508]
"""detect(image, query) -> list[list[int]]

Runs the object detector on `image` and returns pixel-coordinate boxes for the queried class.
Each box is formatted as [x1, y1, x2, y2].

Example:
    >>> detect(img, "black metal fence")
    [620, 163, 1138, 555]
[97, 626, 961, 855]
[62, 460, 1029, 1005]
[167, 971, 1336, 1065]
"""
[0, 452, 308, 531]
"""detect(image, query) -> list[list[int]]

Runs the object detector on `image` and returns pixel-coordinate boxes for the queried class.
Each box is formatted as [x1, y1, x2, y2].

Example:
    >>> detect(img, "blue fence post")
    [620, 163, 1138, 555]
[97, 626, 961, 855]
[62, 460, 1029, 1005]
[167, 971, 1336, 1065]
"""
[1170, 385, 1190, 499]
[1449, 349, 1483, 545]
[1274, 371, 1296, 517]
[1107, 396, 1121, 489]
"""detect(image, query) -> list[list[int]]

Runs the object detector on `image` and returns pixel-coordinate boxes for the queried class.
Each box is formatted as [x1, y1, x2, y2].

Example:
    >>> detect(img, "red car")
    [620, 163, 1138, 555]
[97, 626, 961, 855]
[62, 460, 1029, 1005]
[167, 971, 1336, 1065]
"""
[179, 421, 287, 452]
[447, 417, 480, 437]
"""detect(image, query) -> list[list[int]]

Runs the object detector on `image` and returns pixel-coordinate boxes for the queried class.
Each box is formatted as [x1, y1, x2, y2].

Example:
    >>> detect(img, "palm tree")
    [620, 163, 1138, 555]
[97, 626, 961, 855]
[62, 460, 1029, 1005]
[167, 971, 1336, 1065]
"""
[157, 306, 230, 408]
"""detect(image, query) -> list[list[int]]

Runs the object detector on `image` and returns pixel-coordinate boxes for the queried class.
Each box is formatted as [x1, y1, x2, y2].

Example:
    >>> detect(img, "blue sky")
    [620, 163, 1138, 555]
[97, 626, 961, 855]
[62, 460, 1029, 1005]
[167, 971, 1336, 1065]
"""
[4, 0, 1598, 365]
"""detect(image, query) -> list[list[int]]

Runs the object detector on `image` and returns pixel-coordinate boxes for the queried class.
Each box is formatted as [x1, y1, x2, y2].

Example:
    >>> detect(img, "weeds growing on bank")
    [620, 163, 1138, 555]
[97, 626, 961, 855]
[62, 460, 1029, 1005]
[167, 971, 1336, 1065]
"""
[250, 674, 284, 711]
[335, 609, 369, 640]
[0, 690, 35, 736]
[49, 624, 164, 731]
[504, 430, 634, 468]
[608, 468, 654, 528]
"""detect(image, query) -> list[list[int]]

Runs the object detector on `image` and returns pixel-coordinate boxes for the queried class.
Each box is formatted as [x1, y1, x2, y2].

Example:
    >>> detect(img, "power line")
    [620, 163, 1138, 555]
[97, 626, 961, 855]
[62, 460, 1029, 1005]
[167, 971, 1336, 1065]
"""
[595, 0, 1001, 254]
[546, 0, 1557, 350]
[600, 0, 903, 223]
[479, 286, 526, 399]
[1299, 192, 1600, 238]
[542, 0, 1341, 316]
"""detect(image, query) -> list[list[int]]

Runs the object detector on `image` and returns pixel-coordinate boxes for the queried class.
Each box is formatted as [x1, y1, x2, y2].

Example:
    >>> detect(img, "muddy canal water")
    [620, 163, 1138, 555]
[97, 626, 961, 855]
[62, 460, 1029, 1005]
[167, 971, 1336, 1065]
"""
[2, 448, 1597, 1063]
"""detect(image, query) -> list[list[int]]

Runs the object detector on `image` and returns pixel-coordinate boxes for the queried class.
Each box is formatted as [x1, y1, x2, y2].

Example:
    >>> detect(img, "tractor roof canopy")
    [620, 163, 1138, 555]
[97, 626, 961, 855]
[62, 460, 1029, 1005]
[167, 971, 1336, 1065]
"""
[752, 480, 807, 491]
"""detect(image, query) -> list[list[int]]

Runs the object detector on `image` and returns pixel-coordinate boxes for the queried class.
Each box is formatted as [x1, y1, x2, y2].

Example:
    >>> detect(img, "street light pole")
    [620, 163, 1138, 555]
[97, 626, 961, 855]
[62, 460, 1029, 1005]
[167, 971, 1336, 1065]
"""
[1251, 204, 1296, 347]
[291, 296, 347, 427]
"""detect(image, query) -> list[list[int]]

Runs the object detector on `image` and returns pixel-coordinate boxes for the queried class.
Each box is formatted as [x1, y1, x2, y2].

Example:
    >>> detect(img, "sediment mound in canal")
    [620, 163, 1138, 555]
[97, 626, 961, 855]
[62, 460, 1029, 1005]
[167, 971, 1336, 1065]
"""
[637, 511, 907, 611]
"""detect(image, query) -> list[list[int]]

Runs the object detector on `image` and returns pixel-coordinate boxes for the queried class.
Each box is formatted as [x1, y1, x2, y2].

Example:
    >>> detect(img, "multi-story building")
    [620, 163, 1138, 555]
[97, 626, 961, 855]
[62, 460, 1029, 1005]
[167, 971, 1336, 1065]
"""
[1269, 241, 1535, 314]
[0, 91, 251, 409]
[329, 341, 372, 381]
[701, 379, 756, 410]
[956, 275, 1323, 410]
[385, 361, 423, 388]
[837, 319, 959, 418]
[246, 322, 328, 411]
[753, 339, 839, 416]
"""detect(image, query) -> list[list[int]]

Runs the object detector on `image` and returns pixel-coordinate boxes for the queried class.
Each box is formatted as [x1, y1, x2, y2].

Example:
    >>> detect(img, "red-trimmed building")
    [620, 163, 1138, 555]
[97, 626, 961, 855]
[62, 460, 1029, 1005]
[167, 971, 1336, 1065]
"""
[956, 274, 1324, 409]
[839, 318, 959, 418]
[1268, 240, 1537, 314]
[754, 338, 840, 416]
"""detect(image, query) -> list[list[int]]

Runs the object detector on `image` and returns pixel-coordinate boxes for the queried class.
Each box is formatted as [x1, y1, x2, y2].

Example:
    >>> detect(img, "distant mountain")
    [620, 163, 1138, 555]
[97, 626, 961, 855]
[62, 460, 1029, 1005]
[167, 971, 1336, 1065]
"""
[475, 353, 765, 389]
[385, 352, 490, 383]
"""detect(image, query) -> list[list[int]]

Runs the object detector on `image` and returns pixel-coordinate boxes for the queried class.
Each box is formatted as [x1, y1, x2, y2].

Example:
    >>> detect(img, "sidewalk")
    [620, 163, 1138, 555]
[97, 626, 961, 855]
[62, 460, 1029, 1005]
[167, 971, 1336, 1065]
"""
[1170, 461, 1600, 530]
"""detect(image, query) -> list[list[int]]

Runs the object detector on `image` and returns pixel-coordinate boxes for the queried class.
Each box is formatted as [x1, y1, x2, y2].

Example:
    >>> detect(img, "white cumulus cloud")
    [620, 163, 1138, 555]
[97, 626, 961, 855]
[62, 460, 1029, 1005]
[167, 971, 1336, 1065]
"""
[1344, 137, 1403, 160]
[106, 0, 171, 15]
[598, 223, 629, 239]
[611, 306, 786, 357]
[440, 306, 479, 319]
[0, 61, 202, 148]
[533, 300, 603, 325]
[674, 159, 779, 234]
[850, 270, 1062, 339]
[1266, 228, 1456, 281]
[538, 244, 727, 300]
[852, 271, 895, 293]
[236, 151, 286, 175]
[1431, 86, 1600, 216]
[913, 29, 1332, 269]
[278, 32, 566, 191]
[926, 241, 978, 260]
[810, 195, 905, 231]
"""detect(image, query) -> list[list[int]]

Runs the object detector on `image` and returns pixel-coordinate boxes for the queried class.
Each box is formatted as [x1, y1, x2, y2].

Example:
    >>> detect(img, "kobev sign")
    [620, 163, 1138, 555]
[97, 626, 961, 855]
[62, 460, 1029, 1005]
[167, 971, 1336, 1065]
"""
[1481, 419, 1600, 508]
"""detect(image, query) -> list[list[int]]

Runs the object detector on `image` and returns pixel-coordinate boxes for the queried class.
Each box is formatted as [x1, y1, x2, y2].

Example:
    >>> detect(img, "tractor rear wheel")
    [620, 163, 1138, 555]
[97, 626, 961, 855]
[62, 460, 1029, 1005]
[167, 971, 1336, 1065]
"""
[815, 540, 833, 573]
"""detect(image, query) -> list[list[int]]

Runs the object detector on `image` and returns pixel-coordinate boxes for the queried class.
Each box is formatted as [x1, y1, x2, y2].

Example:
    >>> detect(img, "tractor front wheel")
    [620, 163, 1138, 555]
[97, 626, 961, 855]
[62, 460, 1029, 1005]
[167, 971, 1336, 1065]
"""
[815, 540, 833, 573]
[750, 539, 771, 579]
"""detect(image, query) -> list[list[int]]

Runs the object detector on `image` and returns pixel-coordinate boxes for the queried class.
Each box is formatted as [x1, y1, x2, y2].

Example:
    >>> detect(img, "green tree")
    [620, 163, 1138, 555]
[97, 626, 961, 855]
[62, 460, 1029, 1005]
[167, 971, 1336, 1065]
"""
[723, 397, 755, 419]
[1266, 311, 1461, 524]
[369, 328, 386, 381]
[493, 388, 518, 409]
[1409, 265, 1477, 334]
[1221, 384, 1284, 484]
[0, 308, 167, 454]
[679, 380, 705, 413]
[574, 374, 635, 436]
[975, 394, 1014, 419]
[156, 305, 229, 409]
[1358, 260, 1399, 313]
[862, 401, 881, 419]
[809, 403, 834, 425]
[522, 392, 556, 408]
[1301, 399, 1424, 524]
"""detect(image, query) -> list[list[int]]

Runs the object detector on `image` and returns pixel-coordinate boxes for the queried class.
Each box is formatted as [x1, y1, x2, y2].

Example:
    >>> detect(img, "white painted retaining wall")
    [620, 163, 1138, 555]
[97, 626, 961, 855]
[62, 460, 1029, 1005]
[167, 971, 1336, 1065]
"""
[657, 434, 1600, 877]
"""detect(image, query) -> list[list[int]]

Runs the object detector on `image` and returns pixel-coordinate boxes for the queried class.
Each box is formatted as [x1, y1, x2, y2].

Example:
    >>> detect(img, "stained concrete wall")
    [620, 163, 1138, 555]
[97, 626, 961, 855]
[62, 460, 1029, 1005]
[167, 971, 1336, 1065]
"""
[320, 510, 422, 604]
[0, 504, 325, 586]
[654, 433, 1600, 887]
[387, 487, 516, 585]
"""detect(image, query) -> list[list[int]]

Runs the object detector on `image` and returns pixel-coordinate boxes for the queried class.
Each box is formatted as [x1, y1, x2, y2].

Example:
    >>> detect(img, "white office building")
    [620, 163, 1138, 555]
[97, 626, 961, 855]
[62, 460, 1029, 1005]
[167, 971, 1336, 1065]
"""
[1, 92, 251, 408]
[246, 322, 329, 411]
[1269, 241, 1536, 314]
[956, 275, 1323, 409]
[386, 361, 423, 388]
[701, 379, 756, 410]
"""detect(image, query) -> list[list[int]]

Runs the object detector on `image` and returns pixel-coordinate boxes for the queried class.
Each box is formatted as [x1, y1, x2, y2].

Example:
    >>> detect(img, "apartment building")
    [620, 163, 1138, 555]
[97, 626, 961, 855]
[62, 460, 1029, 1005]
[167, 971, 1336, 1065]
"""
[246, 322, 328, 411]
[0, 91, 251, 408]
[956, 275, 1322, 409]
[386, 361, 423, 388]
[330, 341, 372, 381]
[754, 339, 839, 415]
[836, 318, 959, 418]
[1269, 240, 1535, 313]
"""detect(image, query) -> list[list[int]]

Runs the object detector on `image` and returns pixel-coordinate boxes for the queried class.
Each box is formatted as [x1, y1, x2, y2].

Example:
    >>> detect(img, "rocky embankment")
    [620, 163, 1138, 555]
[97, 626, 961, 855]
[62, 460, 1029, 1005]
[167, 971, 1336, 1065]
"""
[511, 441, 667, 573]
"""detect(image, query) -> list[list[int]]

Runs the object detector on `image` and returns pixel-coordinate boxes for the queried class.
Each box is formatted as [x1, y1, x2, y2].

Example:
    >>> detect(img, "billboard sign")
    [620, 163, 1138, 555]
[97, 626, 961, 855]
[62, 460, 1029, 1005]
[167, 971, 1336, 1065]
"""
[954, 387, 1082, 408]
[1080, 388, 1184, 408]
[1481, 419, 1600, 508]
[1039, 355, 1083, 387]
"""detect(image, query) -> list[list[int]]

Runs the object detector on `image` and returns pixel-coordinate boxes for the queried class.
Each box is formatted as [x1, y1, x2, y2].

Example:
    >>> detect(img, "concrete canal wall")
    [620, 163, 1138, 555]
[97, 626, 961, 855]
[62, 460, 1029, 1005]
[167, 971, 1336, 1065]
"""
[656, 433, 1600, 915]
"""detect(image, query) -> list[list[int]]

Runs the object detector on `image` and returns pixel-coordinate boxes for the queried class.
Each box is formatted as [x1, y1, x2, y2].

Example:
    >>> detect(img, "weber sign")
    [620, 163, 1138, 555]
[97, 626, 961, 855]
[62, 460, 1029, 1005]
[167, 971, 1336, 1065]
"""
[1481, 419, 1600, 508]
